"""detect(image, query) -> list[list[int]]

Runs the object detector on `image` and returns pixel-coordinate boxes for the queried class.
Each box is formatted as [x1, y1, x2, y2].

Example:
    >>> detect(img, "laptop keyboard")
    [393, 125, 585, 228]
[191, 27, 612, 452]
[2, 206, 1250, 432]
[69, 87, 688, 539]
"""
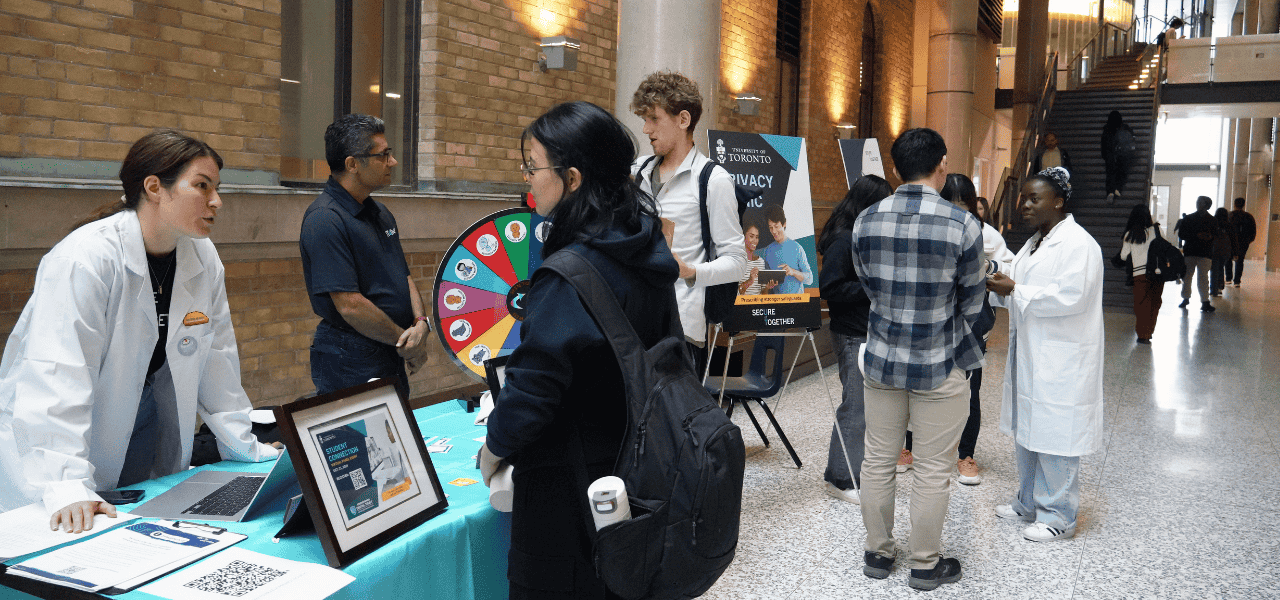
[182, 476, 265, 516]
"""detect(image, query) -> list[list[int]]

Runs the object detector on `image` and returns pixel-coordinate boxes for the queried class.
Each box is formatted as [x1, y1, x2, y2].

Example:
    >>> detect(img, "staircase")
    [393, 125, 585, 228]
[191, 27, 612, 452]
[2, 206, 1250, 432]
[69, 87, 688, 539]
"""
[1079, 46, 1152, 90]
[1009, 87, 1157, 309]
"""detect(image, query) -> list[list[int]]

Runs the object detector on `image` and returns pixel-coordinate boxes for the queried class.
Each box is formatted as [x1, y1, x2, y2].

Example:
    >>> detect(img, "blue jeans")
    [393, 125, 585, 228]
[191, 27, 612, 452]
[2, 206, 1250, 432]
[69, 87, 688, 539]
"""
[119, 373, 158, 487]
[310, 320, 409, 401]
[824, 332, 866, 489]
[1012, 442, 1080, 531]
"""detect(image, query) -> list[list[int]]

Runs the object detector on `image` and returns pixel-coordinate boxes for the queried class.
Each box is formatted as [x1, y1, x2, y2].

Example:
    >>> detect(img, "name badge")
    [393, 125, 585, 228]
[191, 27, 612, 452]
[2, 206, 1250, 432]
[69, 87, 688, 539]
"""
[183, 311, 210, 326]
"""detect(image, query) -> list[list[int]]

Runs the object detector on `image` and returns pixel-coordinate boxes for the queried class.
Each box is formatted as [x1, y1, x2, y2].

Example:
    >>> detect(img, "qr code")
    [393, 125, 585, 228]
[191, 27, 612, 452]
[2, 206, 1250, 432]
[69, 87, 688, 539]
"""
[184, 560, 286, 597]
[349, 467, 367, 490]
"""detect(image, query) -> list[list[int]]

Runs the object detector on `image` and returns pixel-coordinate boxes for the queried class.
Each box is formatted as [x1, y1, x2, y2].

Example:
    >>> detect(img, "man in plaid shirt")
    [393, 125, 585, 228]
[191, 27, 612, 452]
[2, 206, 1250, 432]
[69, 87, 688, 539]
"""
[851, 128, 985, 592]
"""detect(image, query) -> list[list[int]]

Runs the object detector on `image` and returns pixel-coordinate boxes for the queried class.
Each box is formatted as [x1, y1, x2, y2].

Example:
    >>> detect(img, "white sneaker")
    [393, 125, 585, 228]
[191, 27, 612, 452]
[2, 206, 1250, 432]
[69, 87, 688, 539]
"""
[823, 481, 860, 505]
[1023, 521, 1075, 541]
[995, 504, 1034, 522]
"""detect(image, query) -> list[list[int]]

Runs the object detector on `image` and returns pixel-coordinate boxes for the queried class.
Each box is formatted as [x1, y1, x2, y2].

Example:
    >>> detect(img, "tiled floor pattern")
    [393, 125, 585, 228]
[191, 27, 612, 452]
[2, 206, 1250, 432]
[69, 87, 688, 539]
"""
[701, 261, 1280, 599]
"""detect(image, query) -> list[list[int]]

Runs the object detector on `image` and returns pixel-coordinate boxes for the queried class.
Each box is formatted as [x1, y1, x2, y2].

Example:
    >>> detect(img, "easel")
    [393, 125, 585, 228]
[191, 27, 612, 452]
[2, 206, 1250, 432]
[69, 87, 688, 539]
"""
[702, 323, 853, 483]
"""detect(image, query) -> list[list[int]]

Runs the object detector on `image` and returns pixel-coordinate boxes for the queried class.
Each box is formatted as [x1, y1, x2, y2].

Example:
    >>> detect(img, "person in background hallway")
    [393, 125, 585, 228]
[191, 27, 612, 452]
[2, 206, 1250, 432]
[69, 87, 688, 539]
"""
[941, 174, 1015, 486]
[480, 101, 679, 600]
[987, 167, 1104, 542]
[1210, 207, 1237, 297]
[1158, 17, 1185, 50]
[631, 71, 747, 371]
[1228, 197, 1256, 286]
[1177, 196, 1216, 312]
[852, 128, 985, 591]
[1031, 132, 1073, 176]
[1100, 111, 1136, 205]
[1116, 204, 1164, 343]
[0, 131, 279, 530]
[300, 114, 431, 402]
[818, 174, 893, 506]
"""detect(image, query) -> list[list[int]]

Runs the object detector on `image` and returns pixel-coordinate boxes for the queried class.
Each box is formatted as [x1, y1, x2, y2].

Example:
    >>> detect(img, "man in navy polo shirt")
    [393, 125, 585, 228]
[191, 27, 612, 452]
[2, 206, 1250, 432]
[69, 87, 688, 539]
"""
[300, 114, 430, 401]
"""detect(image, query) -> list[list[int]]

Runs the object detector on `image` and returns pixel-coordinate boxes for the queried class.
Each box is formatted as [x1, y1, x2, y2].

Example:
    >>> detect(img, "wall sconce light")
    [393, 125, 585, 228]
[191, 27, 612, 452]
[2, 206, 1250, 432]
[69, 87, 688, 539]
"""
[538, 36, 580, 71]
[734, 93, 761, 116]
[835, 123, 857, 139]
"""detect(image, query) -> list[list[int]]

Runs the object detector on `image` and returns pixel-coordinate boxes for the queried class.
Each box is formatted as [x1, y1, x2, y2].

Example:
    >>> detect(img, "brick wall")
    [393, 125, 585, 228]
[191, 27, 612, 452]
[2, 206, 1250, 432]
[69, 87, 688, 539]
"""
[418, 0, 617, 188]
[0, 0, 282, 170]
[719, 0, 778, 137]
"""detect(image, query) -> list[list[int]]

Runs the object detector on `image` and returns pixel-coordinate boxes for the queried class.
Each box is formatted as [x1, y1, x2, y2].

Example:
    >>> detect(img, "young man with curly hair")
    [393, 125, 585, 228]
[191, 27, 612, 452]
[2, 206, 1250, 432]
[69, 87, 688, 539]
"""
[629, 71, 746, 366]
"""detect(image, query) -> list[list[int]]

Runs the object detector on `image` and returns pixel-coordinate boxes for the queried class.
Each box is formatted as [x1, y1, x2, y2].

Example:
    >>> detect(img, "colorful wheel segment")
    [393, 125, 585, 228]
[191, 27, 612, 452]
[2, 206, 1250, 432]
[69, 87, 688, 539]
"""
[433, 207, 548, 381]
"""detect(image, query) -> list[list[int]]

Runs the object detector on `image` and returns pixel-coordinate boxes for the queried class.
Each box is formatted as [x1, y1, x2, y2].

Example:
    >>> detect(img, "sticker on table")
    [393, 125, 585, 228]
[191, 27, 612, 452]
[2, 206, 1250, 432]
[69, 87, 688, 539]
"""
[448, 478, 479, 487]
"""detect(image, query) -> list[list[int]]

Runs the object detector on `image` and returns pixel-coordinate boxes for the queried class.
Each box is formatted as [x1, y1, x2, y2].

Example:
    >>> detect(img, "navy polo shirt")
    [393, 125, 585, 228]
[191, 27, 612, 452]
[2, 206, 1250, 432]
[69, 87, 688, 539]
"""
[300, 177, 413, 335]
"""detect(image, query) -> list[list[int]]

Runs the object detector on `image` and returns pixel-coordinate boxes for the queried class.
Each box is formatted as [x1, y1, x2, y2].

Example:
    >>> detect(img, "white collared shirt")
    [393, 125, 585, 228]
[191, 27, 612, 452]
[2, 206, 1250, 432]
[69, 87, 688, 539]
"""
[633, 148, 746, 342]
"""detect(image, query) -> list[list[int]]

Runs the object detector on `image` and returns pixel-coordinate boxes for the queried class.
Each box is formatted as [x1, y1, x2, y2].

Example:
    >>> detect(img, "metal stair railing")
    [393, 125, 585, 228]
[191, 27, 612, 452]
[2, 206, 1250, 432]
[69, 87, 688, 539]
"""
[991, 52, 1057, 234]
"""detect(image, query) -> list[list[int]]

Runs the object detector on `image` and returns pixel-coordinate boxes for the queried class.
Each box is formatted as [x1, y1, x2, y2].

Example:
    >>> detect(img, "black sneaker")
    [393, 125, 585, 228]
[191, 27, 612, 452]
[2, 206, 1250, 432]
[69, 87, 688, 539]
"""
[863, 551, 894, 579]
[1178, 298, 1190, 309]
[1201, 302, 1216, 312]
[908, 557, 962, 591]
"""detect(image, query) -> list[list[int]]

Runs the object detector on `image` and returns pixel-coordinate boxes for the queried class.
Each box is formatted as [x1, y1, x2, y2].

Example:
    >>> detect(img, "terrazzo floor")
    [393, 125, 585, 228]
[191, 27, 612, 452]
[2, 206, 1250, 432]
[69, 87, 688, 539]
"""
[700, 261, 1280, 600]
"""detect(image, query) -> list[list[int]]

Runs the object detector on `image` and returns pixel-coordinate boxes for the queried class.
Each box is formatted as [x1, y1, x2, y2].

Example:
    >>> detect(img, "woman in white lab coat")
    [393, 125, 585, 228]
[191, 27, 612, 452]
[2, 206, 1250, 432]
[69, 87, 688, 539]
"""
[0, 131, 278, 531]
[986, 167, 1104, 543]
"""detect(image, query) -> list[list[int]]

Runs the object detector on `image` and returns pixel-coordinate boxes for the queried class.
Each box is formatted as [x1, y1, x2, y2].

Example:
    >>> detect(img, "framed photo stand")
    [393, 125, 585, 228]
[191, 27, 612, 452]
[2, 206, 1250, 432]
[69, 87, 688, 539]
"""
[274, 379, 448, 568]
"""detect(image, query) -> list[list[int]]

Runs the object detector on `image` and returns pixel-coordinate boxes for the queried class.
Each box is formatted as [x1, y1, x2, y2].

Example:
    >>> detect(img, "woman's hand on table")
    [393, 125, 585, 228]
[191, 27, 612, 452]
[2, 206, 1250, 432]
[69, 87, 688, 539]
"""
[50, 500, 117, 533]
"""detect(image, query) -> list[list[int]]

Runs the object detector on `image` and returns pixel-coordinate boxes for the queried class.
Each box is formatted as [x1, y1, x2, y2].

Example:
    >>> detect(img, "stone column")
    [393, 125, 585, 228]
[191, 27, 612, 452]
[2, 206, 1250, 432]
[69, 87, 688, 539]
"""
[1254, 0, 1279, 267]
[1011, 0, 1049, 175]
[614, 0, 721, 155]
[927, 0, 979, 177]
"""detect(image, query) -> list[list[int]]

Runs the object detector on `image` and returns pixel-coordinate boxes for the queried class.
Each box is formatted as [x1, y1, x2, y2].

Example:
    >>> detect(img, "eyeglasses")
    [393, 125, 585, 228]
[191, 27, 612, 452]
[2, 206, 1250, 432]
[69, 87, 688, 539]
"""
[354, 148, 394, 161]
[520, 163, 562, 178]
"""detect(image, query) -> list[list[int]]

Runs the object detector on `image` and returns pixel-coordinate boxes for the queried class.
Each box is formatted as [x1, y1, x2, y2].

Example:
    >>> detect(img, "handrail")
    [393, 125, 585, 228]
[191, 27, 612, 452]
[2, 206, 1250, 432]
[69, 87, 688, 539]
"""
[990, 51, 1058, 233]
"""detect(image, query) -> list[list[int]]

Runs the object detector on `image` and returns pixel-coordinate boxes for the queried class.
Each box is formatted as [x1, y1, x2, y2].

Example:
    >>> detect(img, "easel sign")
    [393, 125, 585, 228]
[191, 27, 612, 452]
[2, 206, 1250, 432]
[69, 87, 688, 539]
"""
[707, 130, 821, 332]
[837, 138, 885, 185]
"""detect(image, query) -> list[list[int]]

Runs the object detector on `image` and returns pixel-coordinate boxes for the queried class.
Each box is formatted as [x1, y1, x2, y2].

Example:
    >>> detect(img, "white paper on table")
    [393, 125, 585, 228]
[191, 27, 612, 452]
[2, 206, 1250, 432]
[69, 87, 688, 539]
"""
[0, 503, 140, 560]
[8, 521, 244, 592]
[140, 547, 355, 600]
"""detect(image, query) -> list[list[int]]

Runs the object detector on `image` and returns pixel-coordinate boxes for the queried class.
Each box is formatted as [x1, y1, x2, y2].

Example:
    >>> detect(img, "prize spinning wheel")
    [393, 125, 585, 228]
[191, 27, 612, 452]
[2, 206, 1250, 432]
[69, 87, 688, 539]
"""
[433, 207, 549, 381]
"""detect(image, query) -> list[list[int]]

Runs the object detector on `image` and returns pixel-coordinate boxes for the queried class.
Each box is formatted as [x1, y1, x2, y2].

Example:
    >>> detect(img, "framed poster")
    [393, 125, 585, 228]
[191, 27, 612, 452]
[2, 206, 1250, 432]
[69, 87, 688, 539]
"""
[274, 379, 447, 568]
[708, 130, 822, 332]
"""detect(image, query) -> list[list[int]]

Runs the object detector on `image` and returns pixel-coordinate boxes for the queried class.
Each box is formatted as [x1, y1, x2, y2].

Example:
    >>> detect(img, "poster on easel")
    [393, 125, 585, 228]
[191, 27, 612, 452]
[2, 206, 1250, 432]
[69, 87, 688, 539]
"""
[707, 130, 821, 332]
[837, 138, 885, 185]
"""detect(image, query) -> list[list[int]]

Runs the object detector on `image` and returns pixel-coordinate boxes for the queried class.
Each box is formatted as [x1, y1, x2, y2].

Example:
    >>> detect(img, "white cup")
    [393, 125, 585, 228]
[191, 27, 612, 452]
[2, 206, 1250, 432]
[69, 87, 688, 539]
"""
[587, 476, 630, 530]
[489, 464, 514, 512]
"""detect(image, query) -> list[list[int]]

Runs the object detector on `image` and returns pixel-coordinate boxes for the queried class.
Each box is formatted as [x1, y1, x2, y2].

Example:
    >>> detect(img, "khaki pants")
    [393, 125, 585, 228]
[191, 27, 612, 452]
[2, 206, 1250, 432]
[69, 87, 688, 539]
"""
[861, 368, 970, 570]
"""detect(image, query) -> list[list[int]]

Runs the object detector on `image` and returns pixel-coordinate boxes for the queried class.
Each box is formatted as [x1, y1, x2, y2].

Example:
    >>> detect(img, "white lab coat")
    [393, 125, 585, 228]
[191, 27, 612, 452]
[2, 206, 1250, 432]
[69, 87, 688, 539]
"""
[996, 215, 1105, 456]
[0, 211, 278, 513]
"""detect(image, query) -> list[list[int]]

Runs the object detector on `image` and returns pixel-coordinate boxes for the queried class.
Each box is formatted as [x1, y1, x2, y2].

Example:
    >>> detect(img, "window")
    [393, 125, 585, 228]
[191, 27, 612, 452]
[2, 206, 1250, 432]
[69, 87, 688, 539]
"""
[280, 0, 419, 186]
[776, 0, 802, 136]
[858, 4, 875, 138]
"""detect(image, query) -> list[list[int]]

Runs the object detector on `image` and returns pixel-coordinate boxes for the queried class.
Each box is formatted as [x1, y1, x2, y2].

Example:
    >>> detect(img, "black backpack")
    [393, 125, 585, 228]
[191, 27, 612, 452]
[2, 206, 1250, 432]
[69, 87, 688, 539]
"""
[1146, 234, 1186, 283]
[539, 248, 746, 600]
[636, 156, 762, 325]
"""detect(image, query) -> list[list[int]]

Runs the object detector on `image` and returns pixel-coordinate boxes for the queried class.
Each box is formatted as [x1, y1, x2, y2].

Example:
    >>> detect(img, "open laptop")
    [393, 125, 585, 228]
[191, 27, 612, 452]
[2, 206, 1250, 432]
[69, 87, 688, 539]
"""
[129, 449, 298, 522]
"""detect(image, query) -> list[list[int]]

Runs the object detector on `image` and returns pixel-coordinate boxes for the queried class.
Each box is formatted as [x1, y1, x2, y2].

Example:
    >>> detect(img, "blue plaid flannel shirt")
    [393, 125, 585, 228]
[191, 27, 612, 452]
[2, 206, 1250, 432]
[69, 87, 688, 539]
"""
[851, 184, 986, 390]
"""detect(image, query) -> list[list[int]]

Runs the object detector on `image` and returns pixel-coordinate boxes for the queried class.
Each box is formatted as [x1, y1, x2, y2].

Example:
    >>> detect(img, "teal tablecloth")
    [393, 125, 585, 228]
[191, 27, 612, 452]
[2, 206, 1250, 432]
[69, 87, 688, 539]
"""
[0, 401, 510, 600]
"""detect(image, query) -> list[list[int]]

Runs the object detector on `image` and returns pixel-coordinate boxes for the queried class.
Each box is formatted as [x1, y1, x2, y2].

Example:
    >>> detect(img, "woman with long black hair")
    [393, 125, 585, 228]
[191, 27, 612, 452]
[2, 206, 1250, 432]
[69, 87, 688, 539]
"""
[1117, 204, 1164, 343]
[817, 174, 892, 505]
[478, 101, 680, 599]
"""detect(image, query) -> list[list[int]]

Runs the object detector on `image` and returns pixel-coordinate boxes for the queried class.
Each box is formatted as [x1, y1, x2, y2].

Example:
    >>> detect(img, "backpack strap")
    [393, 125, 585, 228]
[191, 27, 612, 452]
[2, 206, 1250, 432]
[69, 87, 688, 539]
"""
[634, 155, 657, 187]
[696, 162, 718, 265]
